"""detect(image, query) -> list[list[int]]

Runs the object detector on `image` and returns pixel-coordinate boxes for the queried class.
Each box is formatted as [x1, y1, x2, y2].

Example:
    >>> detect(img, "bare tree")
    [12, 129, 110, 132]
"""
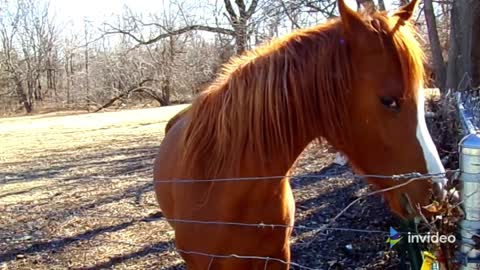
[84, 20, 91, 109]
[424, 0, 446, 90]
[446, 0, 480, 89]
[223, 0, 258, 53]
[0, 0, 57, 113]
[0, 1, 32, 113]
[104, 0, 258, 55]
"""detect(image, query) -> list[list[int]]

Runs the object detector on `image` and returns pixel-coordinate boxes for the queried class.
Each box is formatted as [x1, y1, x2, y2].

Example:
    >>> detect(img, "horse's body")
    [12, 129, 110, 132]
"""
[156, 116, 295, 269]
[154, 1, 446, 269]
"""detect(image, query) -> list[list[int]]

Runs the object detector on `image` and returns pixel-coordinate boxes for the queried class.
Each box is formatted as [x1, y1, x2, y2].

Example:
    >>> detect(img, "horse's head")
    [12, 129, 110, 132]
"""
[335, 0, 445, 218]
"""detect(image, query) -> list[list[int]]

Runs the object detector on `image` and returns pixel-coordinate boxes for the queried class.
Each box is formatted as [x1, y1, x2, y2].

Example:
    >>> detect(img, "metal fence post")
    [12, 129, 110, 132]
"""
[459, 133, 480, 269]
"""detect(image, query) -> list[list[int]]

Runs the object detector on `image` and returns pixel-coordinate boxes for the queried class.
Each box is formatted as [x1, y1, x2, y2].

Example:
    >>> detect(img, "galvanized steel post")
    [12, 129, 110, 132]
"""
[459, 133, 480, 269]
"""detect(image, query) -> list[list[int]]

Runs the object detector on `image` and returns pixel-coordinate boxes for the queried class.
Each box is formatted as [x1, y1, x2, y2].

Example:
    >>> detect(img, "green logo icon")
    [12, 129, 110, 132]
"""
[386, 227, 402, 248]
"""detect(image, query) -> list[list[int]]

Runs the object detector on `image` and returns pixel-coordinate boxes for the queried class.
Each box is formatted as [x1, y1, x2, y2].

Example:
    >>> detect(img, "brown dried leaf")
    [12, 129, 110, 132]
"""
[423, 201, 444, 213]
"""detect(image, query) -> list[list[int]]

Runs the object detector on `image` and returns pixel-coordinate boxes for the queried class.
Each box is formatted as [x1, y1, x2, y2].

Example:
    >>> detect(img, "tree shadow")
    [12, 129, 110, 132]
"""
[77, 238, 174, 270]
[290, 163, 350, 190]
[0, 145, 159, 185]
[0, 212, 164, 264]
[290, 173, 398, 269]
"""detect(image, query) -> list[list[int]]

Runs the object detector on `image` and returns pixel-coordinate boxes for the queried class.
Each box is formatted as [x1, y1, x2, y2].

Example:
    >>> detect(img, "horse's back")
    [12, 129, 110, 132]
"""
[154, 113, 189, 219]
[165, 105, 191, 134]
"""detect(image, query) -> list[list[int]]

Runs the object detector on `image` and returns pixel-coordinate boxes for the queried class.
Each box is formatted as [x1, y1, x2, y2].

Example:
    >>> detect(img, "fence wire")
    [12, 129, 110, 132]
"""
[3, 87, 480, 268]
[151, 171, 451, 184]
[2, 170, 469, 269]
[1, 233, 328, 270]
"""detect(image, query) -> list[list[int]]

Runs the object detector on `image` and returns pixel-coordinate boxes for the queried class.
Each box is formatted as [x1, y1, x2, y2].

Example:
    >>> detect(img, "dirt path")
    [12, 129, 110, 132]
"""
[0, 105, 399, 270]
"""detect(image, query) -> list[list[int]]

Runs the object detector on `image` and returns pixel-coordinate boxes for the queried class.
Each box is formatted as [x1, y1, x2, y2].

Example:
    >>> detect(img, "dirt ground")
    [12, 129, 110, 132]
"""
[0, 105, 401, 270]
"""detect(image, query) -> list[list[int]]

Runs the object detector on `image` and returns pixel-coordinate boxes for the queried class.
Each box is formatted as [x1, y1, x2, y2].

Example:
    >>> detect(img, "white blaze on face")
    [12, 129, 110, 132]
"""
[416, 88, 446, 185]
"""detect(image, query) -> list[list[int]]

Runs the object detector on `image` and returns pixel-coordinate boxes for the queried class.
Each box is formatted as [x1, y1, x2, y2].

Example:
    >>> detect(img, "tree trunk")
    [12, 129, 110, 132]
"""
[234, 19, 247, 54]
[446, 0, 480, 90]
[424, 0, 446, 90]
[472, 4, 480, 87]
[34, 73, 42, 101]
[446, 2, 459, 89]
[223, 0, 257, 55]
[84, 22, 90, 109]
[14, 74, 33, 113]
[377, 0, 386, 11]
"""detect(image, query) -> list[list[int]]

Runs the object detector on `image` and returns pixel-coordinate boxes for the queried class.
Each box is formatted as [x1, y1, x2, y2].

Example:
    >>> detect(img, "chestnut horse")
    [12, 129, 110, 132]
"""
[153, 0, 446, 269]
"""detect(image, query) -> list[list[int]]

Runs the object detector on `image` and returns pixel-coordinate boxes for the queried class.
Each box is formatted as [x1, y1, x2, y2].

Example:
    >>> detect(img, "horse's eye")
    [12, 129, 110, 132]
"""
[380, 96, 400, 111]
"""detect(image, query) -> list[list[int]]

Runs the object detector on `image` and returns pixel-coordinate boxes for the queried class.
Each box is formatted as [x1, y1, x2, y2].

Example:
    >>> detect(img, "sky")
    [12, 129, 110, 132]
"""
[48, 0, 230, 25]
[46, 0, 402, 46]
[49, 0, 398, 28]
[49, 0, 167, 25]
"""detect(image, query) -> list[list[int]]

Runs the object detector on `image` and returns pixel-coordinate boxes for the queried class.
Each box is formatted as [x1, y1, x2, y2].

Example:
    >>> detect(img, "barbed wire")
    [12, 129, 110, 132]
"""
[1, 173, 475, 269]
[0, 170, 468, 238]
[0, 233, 328, 270]
[1, 170, 464, 208]
[0, 209, 394, 237]
[0, 214, 443, 269]
[2, 171, 464, 247]
[0, 131, 474, 269]
[151, 171, 456, 184]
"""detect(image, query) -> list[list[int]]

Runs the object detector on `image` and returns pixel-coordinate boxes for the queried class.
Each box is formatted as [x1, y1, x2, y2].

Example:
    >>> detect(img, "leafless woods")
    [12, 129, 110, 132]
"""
[0, 0, 476, 115]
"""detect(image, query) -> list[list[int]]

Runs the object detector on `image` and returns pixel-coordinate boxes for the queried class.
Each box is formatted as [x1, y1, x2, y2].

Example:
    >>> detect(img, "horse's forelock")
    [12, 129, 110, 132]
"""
[366, 11, 426, 99]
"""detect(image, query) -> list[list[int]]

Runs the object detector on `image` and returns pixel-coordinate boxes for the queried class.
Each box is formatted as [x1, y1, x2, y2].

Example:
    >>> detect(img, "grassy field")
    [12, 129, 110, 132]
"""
[0, 105, 398, 270]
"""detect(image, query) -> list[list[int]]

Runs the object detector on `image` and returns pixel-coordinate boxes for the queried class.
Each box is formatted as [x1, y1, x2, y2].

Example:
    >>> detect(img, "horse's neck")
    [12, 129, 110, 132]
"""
[184, 29, 348, 178]
[241, 135, 314, 178]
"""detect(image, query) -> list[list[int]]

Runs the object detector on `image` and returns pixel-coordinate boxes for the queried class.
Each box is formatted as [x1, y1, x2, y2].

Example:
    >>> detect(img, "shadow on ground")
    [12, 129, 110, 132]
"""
[2, 142, 398, 269]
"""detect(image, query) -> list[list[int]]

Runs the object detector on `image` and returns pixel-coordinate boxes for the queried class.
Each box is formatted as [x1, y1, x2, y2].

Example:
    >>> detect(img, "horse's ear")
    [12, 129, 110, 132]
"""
[337, 0, 369, 36]
[392, 0, 420, 21]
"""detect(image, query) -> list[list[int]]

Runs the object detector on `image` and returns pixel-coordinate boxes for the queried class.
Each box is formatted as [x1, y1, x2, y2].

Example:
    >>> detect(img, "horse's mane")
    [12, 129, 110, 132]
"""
[178, 12, 425, 178]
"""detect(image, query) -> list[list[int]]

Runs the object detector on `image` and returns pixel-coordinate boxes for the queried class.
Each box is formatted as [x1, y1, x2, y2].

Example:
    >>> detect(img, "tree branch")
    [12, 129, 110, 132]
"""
[246, 0, 258, 18]
[224, 0, 238, 20]
[94, 79, 164, 112]
[235, 0, 247, 16]
[104, 24, 235, 45]
[279, 0, 301, 29]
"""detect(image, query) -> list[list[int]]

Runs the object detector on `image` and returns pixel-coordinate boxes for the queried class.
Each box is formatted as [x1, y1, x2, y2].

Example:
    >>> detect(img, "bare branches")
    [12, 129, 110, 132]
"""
[104, 24, 235, 45]
[94, 79, 164, 112]
[302, 0, 337, 18]
[235, 0, 247, 17]
[224, 0, 238, 19]
[247, 0, 258, 18]
[0, 0, 465, 115]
